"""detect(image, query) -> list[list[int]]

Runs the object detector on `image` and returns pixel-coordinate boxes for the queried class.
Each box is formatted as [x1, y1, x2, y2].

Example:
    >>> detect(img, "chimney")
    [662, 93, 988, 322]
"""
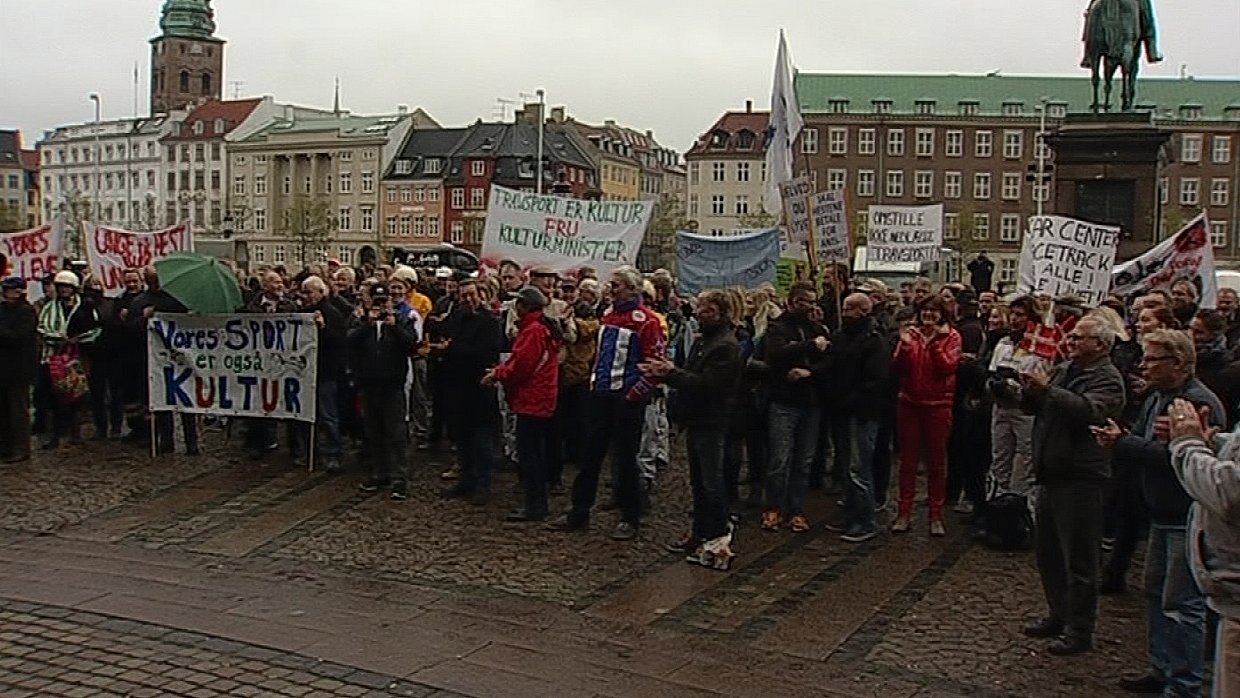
[745, 100, 753, 113]
[604, 119, 616, 127]
[550, 106, 565, 123]
[397, 104, 409, 115]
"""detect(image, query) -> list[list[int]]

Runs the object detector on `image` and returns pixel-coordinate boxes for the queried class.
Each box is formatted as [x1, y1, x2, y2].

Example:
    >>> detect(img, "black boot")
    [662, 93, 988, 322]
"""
[1023, 617, 1064, 639]
[1047, 631, 1092, 656]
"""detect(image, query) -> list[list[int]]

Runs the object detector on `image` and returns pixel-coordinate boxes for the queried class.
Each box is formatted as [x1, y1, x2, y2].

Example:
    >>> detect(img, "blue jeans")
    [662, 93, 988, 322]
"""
[764, 402, 820, 515]
[843, 418, 879, 533]
[458, 423, 497, 495]
[294, 380, 342, 463]
[1144, 524, 1206, 697]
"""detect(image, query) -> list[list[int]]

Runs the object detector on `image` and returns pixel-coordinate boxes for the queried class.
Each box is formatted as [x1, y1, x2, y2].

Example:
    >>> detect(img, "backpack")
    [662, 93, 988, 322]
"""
[975, 493, 1034, 551]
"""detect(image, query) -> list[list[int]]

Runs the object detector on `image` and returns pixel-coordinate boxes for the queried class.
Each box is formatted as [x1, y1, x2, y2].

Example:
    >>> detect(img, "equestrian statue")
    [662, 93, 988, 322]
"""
[1081, 0, 1163, 112]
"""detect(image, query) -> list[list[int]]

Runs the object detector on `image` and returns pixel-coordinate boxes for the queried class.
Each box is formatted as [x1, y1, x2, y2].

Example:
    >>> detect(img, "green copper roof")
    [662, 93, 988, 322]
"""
[796, 73, 1240, 121]
[159, 0, 217, 40]
[239, 114, 408, 142]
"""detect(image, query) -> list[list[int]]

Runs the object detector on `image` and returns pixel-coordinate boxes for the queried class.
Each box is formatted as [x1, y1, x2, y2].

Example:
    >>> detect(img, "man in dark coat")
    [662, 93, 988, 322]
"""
[1021, 315, 1126, 656]
[0, 278, 38, 462]
[297, 276, 349, 472]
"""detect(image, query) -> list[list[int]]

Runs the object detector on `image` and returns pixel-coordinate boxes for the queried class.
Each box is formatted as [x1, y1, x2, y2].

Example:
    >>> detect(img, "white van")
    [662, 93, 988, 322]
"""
[852, 245, 945, 287]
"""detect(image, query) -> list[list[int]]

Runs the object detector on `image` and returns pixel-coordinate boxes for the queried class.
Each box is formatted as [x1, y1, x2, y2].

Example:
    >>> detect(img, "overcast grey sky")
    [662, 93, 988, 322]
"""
[2, 0, 1237, 153]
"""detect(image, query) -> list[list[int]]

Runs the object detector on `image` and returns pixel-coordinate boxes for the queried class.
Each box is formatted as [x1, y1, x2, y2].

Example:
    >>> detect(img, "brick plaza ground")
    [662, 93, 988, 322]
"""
[0, 431, 1152, 697]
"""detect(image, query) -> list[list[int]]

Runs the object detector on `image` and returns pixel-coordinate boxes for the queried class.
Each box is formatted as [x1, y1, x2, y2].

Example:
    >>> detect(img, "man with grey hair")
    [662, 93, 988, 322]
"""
[1095, 329, 1223, 696]
[1019, 315, 1125, 656]
[297, 276, 348, 472]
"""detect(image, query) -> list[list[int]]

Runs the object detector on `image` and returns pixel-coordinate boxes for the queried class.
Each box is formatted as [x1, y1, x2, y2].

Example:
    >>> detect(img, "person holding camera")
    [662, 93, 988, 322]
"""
[349, 283, 419, 500]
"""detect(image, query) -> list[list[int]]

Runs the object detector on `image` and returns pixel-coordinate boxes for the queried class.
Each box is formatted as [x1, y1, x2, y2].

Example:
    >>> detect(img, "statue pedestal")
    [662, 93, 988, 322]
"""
[1046, 112, 1171, 261]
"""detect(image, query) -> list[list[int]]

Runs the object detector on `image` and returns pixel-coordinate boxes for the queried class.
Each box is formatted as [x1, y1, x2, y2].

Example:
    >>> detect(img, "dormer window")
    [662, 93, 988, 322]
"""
[394, 159, 413, 175]
[709, 130, 729, 149]
[1225, 106, 1240, 121]
[192, 121, 204, 135]
[1048, 102, 1069, 118]
[737, 129, 755, 149]
[424, 158, 442, 174]
[214, 118, 226, 133]
[916, 99, 936, 115]
[829, 99, 849, 114]
[959, 100, 980, 116]
[1180, 104, 1203, 120]
[518, 159, 534, 178]
[872, 99, 892, 114]
[1003, 101, 1024, 116]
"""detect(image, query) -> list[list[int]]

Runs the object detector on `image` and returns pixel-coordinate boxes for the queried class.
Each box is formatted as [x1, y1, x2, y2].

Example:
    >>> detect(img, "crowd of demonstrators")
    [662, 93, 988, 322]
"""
[6, 251, 1240, 691]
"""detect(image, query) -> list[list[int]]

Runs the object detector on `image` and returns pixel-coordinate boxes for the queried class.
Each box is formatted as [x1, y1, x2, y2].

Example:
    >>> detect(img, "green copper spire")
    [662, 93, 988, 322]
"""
[158, 0, 217, 40]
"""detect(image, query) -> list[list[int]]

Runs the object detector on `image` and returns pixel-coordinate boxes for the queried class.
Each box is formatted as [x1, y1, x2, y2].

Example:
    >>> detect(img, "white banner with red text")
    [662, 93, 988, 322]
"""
[1111, 212, 1217, 308]
[146, 313, 318, 422]
[480, 185, 651, 276]
[87, 223, 193, 296]
[0, 218, 64, 301]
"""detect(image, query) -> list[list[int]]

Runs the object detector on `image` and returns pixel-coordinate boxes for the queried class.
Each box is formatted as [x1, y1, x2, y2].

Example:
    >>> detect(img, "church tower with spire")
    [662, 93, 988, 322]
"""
[149, 0, 225, 114]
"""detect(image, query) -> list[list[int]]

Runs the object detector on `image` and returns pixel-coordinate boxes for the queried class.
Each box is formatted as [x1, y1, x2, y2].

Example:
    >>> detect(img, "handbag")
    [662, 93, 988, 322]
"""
[49, 345, 89, 404]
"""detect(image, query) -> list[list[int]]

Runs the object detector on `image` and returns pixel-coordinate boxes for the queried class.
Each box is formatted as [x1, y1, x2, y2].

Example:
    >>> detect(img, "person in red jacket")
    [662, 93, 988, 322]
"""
[484, 286, 562, 522]
[892, 294, 962, 537]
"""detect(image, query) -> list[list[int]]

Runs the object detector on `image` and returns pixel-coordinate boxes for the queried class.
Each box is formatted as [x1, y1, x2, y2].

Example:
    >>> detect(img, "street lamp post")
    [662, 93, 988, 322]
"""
[1035, 96, 1049, 218]
[89, 93, 101, 255]
[536, 89, 545, 195]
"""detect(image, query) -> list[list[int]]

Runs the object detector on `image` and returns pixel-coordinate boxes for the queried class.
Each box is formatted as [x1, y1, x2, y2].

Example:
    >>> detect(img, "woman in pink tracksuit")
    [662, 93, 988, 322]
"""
[892, 294, 962, 537]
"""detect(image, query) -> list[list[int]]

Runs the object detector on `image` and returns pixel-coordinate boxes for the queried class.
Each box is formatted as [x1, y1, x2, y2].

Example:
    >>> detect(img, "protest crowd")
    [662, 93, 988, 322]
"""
[3, 245, 1240, 697]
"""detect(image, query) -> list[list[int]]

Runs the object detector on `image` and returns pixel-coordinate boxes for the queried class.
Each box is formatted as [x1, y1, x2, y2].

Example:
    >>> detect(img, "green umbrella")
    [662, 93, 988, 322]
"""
[154, 252, 243, 314]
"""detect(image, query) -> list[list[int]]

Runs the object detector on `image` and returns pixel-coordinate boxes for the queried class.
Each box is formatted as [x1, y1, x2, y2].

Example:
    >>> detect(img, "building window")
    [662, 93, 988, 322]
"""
[386, 216, 398, 237]
[232, 176, 245, 195]
[1159, 177, 1169, 205]
[252, 245, 266, 264]
[914, 171, 934, 198]
[338, 207, 351, 231]
[1180, 177, 1200, 206]
[451, 188, 464, 209]
[736, 162, 750, 182]
[450, 220, 464, 244]
[829, 99, 849, 114]
[975, 131, 993, 158]
[689, 163, 700, 185]
[339, 173, 352, 193]
[944, 171, 962, 199]
[1000, 258, 1018, 282]
[887, 129, 905, 157]
[802, 128, 819, 154]
[428, 188, 439, 203]
[1213, 136, 1232, 164]
[1182, 134, 1202, 163]
[324, 175, 332, 194]
[916, 100, 936, 115]
[959, 101, 979, 116]
[858, 129, 876, 155]
[1181, 106, 1203, 120]
[1211, 178, 1230, 207]
[688, 195, 699, 217]
[712, 162, 726, 182]
[828, 127, 847, 155]
[337, 246, 351, 265]
[398, 215, 411, 237]
[428, 217, 440, 238]
[282, 176, 291, 195]
[254, 209, 266, 231]
[1001, 214, 1021, 242]
[944, 130, 963, 158]
[873, 99, 892, 114]
[1003, 102, 1024, 116]
[302, 176, 312, 194]
[400, 187, 412, 203]
[423, 158, 441, 174]
[974, 172, 992, 200]
[1002, 172, 1021, 200]
[944, 213, 960, 240]
[1034, 183, 1049, 203]
[412, 217, 425, 237]
[361, 172, 374, 193]
[1211, 221, 1229, 248]
[827, 169, 846, 191]
[857, 170, 875, 197]
[361, 149, 376, 160]
[915, 129, 934, 157]
[273, 245, 286, 263]
[469, 188, 485, 208]
[1003, 131, 1024, 159]
[886, 170, 904, 198]
[471, 160, 485, 176]
[973, 213, 990, 241]
[359, 206, 374, 231]
[386, 187, 398, 203]
[1035, 139, 1052, 161]
[210, 171, 220, 190]
[711, 195, 725, 215]
[394, 159, 413, 175]
[734, 195, 749, 215]
[414, 187, 425, 202]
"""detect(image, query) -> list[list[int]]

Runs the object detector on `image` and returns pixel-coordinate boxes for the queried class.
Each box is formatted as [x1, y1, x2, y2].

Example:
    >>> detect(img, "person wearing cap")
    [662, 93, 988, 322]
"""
[484, 286, 562, 519]
[349, 282, 419, 501]
[36, 270, 101, 449]
[390, 266, 434, 450]
[0, 277, 37, 463]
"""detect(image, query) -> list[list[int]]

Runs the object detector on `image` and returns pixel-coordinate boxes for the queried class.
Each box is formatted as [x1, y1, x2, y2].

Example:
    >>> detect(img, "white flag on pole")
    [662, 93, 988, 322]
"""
[763, 30, 804, 217]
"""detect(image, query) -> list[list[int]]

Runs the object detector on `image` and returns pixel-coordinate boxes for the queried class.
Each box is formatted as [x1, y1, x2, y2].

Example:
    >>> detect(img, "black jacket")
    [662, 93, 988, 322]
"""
[1023, 355, 1126, 485]
[1195, 340, 1240, 426]
[665, 323, 741, 427]
[820, 315, 890, 420]
[347, 316, 418, 390]
[1115, 377, 1225, 525]
[0, 299, 38, 384]
[306, 298, 348, 379]
[441, 307, 503, 428]
[764, 312, 829, 408]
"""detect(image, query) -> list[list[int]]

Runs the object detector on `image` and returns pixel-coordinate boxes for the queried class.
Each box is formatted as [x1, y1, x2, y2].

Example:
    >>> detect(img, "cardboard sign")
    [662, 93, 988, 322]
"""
[866, 204, 943, 264]
[0, 220, 64, 301]
[779, 177, 812, 245]
[1112, 212, 1218, 308]
[87, 223, 193, 296]
[1018, 215, 1120, 306]
[810, 189, 850, 263]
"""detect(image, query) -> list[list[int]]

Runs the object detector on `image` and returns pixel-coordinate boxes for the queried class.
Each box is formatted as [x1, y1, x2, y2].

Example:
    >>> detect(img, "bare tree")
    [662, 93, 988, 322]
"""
[279, 194, 336, 265]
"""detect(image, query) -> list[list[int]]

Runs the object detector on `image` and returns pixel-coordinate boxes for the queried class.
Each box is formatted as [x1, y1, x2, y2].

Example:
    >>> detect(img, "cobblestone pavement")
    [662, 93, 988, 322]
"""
[0, 433, 1157, 697]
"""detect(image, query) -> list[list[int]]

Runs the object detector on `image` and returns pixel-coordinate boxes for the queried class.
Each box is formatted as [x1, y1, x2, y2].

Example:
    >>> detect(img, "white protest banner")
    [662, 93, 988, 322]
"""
[676, 229, 781, 295]
[146, 313, 318, 422]
[1112, 212, 1218, 308]
[87, 223, 193, 295]
[810, 189, 850, 263]
[0, 219, 64, 301]
[1017, 215, 1120, 306]
[779, 177, 812, 244]
[480, 185, 651, 275]
[866, 204, 943, 264]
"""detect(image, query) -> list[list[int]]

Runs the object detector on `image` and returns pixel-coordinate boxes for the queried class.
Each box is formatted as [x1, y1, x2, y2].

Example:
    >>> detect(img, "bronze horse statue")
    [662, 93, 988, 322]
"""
[1084, 0, 1142, 112]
